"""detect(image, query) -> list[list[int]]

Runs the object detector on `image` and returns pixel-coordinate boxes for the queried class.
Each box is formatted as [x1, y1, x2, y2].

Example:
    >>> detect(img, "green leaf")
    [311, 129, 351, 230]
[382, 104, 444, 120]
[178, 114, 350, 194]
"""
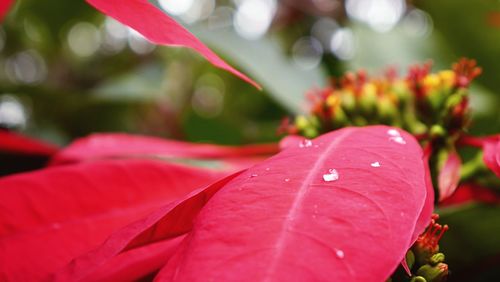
[190, 26, 328, 114]
[419, 0, 500, 92]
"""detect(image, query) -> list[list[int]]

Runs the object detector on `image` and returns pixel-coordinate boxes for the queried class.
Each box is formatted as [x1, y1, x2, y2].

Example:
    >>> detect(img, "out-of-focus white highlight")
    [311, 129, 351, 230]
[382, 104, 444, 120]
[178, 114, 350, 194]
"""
[346, 0, 406, 32]
[234, 0, 277, 40]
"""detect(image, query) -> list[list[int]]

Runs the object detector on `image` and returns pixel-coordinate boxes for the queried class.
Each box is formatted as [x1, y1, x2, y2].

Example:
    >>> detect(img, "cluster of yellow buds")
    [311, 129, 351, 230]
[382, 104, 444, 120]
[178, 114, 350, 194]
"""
[281, 58, 482, 144]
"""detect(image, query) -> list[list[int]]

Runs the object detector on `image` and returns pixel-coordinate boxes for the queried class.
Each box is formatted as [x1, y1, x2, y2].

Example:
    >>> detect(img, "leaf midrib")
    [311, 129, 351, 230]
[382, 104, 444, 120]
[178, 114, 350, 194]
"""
[263, 128, 353, 281]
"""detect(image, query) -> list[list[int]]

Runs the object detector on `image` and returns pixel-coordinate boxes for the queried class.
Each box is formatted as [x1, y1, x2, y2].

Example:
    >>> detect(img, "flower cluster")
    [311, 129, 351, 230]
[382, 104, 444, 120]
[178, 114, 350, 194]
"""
[281, 58, 481, 143]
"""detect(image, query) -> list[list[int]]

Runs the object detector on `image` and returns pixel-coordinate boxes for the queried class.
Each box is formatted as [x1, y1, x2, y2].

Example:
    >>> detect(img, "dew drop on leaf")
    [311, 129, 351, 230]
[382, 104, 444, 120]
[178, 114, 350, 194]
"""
[284, 178, 290, 182]
[336, 249, 345, 259]
[387, 128, 406, 144]
[323, 169, 339, 182]
[370, 161, 381, 167]
[389, 136, 406, 144]
[299, 139, 313, 148]
[387, 129, 400, 136]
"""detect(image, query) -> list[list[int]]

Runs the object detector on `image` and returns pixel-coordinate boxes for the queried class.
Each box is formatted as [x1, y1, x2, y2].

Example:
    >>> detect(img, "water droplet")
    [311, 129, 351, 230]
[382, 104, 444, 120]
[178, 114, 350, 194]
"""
[371, 161, 381, 167]
[389, 136, 406, 144]
[299, 139, 313, 148]
[387, 128, 406, 144]
[265, 167, 270, 171]
[313, 204, 318, 209]
[323, 169, 339, 182]
[249, 174, 258, 178]
[336, 249, 344, 259]
[284, 178, 290, 182]
[387, 129, 400, 136]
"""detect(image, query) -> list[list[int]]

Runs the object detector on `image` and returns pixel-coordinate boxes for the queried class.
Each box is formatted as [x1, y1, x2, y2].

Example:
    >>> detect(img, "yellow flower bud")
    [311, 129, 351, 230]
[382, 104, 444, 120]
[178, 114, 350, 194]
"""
[295, 115, 309, 130]
[438, 70, 455, 88]
[423, 74, 440, 91]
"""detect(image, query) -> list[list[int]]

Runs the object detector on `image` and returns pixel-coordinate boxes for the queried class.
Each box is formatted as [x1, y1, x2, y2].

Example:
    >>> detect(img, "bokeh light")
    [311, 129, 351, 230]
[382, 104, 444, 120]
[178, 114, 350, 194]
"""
[346, 0, 406, 32]
[67, 22, 101, 57]
[234, 0, 277, 40]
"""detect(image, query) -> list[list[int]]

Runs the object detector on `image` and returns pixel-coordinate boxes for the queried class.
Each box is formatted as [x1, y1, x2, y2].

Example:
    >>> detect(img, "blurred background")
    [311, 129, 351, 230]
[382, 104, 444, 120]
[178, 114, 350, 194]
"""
[1, 1, 500, 280]
[0, 0, 498, 146]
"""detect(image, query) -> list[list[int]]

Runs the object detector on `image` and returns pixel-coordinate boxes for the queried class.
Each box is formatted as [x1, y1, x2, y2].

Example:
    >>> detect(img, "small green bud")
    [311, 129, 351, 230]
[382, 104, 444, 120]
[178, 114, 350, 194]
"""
[425, 90, 446, 113]
[303, 127, 318, 139]
[295, 115, 309, 130]
[445, 90, 466, 110]
[429, 125, 446, 139]
[410, 276, 427, 282]
[359, 83, 377, 115]
[340, 90, 356, 113]
[429, 253, 445, 265]
[331, 106, 348, 127]
[406, 250, 416, 270]
[417, 263, 449, 282]
[377, 96, 397, 123]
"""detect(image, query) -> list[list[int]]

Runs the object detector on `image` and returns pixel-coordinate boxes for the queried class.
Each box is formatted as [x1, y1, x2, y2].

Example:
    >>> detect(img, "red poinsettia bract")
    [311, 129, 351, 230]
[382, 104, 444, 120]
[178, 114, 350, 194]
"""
[38, 126, 434, 281]
[0, 0, 259, 88]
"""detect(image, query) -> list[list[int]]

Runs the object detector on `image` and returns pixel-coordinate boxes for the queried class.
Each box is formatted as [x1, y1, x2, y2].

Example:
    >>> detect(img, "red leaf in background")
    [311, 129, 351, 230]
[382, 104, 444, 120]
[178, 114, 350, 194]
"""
[0, 130, 58, 156]
[139, 126, 426, 281]
[0, 159, 227, 281]
[460, 134, 500, 178]
[50, 133, 278, 171]
[0, 0, 13, 22]
[438, 150, 462, 202]
[482, 135, 500, 178]
[0, 130, 59, 175]
[55, 172, 242, 281]
[86, 0, 260, 89]
[440, 183, 500, 207]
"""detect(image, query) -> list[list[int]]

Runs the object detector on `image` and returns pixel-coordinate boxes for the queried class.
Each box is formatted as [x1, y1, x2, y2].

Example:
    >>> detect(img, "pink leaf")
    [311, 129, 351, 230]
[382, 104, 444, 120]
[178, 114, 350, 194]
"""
[55, 172, 243, 281]
[0, 159, 227, 281]
[155, 126, 431, 281]
[438, 150, 462, 202]
[50, 133, 278, 171]
[0, 0, 13, 22]
[86, 0, 260, 89]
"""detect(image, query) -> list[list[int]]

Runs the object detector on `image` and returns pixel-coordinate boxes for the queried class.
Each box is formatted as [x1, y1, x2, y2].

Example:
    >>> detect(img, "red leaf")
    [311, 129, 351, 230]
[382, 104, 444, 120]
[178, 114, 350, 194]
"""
[440, 183, 500, 207]
[154, 126, 431, 281]
[55, 172, 243, 281]
[0, 0, 13, 22]
[0, 130, 58, 156]
[481, 135, 500, 178]
[50, 133, 278, 171]
[0, 159, 227, 281]
[86, 0, 260, 89]
[438, 150, 462, 202]
[83, 235, 187, 281]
